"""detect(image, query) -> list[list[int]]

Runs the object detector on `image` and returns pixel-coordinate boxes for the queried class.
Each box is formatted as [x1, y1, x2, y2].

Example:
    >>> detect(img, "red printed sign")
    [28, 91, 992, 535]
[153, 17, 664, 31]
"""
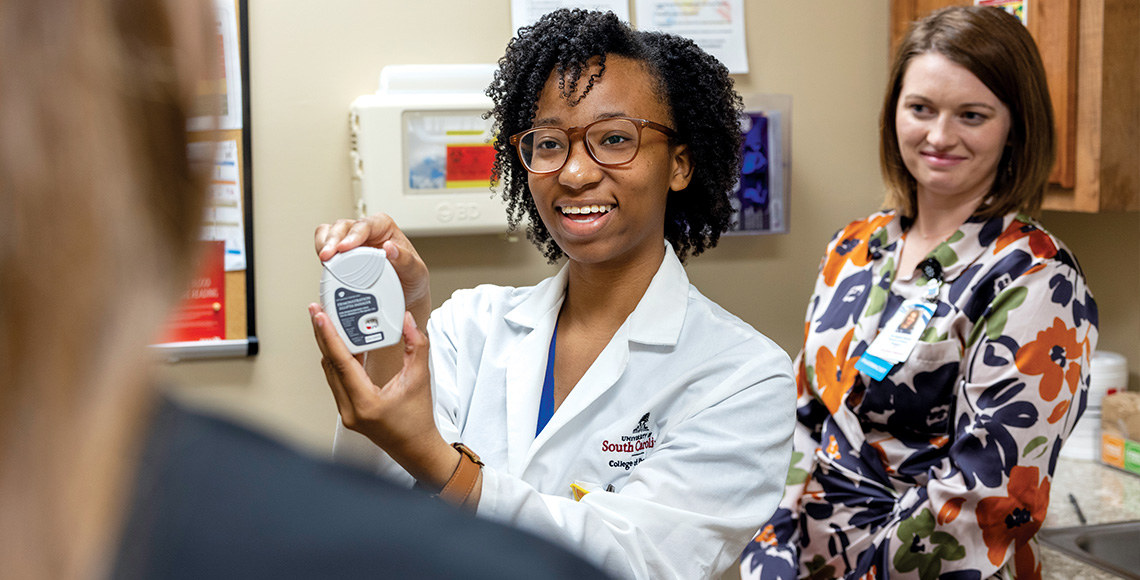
[446, 144, 496, 187]
[163, 241, 226, 342]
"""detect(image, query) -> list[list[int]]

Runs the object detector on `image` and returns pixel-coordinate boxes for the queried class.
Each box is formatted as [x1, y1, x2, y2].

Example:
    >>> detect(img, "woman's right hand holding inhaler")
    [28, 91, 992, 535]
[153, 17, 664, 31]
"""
[313, 213, 433, 393]
[311, 214, 476, 505]
[313, 213, 432, 328]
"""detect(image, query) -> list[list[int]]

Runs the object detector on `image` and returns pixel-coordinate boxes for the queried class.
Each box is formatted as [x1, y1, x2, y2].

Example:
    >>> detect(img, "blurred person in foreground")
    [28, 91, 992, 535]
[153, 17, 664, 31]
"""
[740, 6, 1097, 579]
[0, 1, 608, 578]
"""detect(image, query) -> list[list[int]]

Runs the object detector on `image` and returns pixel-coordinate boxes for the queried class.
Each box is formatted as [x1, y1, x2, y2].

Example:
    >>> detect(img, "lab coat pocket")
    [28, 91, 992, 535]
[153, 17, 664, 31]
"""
[569, 480, 607, 501]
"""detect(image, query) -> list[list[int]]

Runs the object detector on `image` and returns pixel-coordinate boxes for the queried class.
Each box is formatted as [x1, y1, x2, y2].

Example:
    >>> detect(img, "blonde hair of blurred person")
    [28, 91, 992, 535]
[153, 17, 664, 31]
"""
[0, 0, 215, 577]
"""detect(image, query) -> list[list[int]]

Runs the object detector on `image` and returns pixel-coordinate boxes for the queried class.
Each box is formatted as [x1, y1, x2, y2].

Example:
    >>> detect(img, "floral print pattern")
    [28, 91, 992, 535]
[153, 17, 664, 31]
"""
[975, 465, 1050, 568]
[741, 211, 1097, 579]
[1015, 318, 1083, 421]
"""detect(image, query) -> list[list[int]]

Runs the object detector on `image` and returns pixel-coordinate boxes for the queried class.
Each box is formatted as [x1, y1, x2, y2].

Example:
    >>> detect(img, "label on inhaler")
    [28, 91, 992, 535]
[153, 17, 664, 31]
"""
[319, 247, 405, 354]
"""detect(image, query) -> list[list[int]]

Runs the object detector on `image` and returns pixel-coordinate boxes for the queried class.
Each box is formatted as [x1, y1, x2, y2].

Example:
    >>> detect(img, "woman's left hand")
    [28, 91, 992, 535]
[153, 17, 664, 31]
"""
[309, 305, 459, 489]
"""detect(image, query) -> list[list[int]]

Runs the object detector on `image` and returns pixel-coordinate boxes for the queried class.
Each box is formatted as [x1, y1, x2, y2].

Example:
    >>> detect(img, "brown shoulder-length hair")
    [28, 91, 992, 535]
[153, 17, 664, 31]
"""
[880, 6, 1055, 219]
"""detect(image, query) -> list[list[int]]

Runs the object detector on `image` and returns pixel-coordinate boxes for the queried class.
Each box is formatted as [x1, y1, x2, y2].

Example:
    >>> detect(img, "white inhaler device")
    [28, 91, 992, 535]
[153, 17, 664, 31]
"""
[319, 247, 405, 354]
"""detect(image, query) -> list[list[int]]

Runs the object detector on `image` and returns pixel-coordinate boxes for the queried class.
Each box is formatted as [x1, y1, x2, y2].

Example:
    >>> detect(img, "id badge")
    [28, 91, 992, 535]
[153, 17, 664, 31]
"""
[855, 299, 935, 381]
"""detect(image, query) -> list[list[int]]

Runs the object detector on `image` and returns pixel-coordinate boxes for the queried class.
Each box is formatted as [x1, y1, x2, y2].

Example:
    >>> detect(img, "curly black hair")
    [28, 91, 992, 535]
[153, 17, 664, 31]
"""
[486, 9, 743, 262]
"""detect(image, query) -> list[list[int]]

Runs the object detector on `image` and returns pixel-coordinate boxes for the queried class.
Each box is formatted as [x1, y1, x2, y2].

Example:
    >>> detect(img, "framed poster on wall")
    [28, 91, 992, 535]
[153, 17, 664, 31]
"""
[155, 0, 257, 361]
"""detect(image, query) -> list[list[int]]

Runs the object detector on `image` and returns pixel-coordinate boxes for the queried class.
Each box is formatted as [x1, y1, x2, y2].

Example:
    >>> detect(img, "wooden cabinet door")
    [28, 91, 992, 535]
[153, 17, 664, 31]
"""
[1050, 0, 1140, 212]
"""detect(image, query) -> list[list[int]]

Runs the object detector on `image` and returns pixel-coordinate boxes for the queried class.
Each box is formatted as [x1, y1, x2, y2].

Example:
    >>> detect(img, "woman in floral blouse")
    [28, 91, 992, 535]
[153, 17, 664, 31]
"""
[741, 6, 1097, 579]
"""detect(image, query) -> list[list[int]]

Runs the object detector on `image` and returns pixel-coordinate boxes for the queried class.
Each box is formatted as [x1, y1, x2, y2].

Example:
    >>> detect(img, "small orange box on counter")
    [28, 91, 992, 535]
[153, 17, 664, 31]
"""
[1100, 391, 1140, 476]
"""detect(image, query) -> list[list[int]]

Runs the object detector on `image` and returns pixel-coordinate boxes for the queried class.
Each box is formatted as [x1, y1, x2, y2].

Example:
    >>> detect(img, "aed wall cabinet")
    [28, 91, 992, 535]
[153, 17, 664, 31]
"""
[890, 0, 1139, 212]
[350, 64, 509, 236]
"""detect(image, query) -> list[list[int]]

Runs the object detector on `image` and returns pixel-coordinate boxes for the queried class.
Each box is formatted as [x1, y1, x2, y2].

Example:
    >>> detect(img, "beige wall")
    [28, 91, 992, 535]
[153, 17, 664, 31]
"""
[162, 0, 1139, 453]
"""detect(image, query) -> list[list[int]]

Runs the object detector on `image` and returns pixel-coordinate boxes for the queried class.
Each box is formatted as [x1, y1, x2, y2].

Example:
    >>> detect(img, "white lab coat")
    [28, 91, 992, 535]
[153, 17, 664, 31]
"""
[333, 245, 795, 580]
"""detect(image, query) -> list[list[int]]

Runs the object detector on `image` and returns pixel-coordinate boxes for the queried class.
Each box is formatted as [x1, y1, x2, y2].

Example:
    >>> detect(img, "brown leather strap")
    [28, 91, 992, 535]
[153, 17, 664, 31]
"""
[438, 442, 483, 511]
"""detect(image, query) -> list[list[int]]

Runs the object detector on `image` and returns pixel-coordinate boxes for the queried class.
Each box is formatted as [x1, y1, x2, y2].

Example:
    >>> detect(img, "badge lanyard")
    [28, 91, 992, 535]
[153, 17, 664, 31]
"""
[855, 259, 942, 381]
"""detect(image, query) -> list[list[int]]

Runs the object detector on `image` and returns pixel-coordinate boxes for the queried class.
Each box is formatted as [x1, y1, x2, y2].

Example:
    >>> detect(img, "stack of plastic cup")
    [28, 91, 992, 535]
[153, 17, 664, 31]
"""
[1061, 351, 1128, 460]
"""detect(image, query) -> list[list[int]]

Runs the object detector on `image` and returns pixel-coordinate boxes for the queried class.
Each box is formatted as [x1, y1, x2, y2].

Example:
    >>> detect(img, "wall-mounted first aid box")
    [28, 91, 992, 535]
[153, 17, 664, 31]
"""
[350, 64, 507, 236]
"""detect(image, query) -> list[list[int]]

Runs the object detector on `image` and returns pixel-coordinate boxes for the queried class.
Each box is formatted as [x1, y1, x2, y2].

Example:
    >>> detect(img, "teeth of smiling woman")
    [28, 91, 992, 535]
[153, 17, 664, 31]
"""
[561, 205, 612, 215]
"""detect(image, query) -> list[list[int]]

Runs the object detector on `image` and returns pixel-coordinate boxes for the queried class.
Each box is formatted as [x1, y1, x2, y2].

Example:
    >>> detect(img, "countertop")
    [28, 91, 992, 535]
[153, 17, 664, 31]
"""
[1041, 457, 1140, 579]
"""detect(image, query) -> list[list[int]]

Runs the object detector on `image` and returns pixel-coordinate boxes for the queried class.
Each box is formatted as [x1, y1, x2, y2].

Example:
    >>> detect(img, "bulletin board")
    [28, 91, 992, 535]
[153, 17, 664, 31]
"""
[155, 0, 257, 361]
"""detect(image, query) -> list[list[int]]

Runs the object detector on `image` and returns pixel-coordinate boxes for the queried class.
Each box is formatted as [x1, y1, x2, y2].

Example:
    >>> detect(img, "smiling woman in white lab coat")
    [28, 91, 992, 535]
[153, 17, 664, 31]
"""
[309, 9, 794, 580]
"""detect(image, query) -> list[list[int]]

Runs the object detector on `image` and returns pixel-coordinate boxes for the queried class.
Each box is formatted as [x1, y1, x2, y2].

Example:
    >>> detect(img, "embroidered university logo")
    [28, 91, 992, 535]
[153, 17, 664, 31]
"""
[633, 412, 650, 433]
[600, 412, 655, 471]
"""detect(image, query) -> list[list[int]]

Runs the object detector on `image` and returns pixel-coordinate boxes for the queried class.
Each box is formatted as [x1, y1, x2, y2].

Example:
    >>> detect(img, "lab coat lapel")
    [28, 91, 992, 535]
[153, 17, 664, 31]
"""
[524, 245, 688, 467]
[503, 268, 566, 475]
[526, 325, 631, 464]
